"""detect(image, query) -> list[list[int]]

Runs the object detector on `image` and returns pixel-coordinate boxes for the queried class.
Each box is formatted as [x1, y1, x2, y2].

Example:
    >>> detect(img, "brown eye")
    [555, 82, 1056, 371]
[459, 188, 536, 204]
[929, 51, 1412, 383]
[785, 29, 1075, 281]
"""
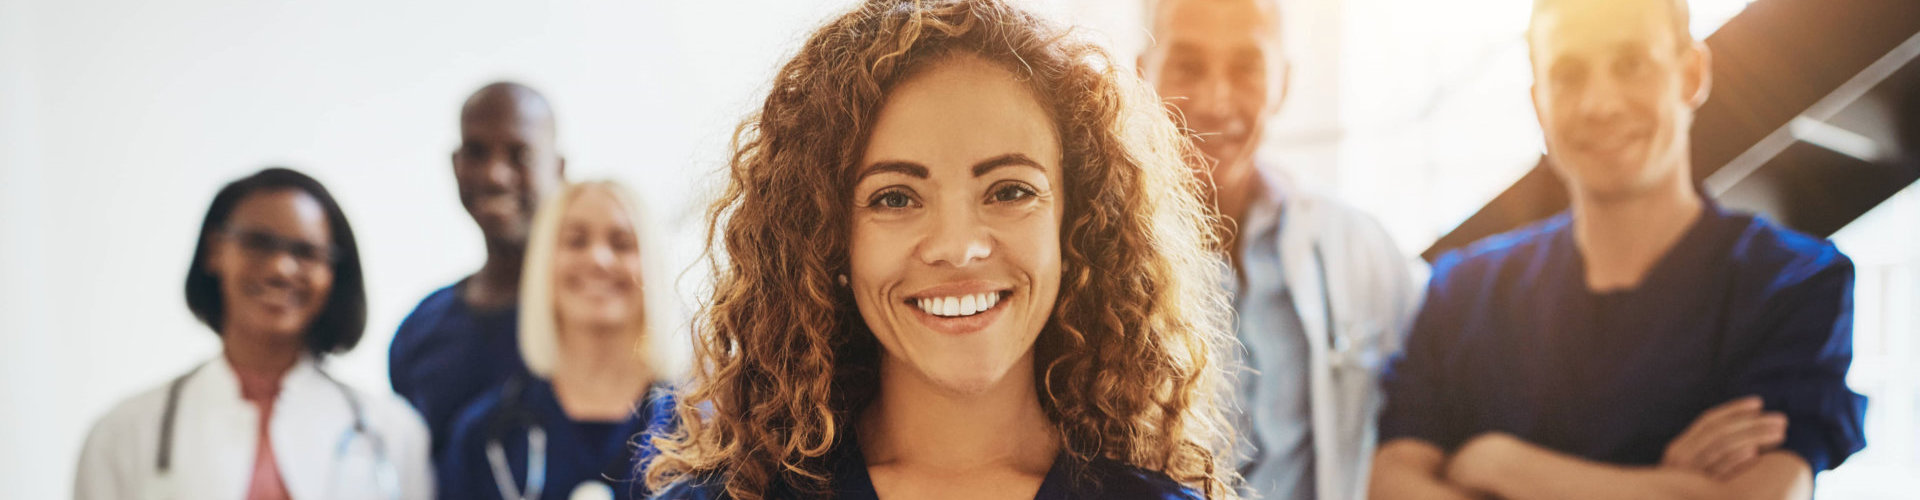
[990, 183, 1037, 203]
[870, 189, 916, 209]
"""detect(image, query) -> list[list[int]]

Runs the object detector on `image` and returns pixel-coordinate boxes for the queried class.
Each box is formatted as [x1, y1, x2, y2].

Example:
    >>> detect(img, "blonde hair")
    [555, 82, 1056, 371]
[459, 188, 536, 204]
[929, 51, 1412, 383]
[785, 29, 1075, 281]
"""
[518, 180, 681, 380]
[646, 0, 1238, 498]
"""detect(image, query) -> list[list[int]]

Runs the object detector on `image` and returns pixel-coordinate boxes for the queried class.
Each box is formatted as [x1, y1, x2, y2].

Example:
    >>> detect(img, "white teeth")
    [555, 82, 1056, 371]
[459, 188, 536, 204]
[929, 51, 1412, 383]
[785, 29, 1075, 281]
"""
[915, 292, 1003, 317]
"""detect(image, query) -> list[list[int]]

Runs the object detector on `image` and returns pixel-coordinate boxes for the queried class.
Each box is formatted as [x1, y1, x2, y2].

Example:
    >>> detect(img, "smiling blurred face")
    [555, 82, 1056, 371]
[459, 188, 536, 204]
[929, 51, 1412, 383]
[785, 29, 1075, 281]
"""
[454, 92, 564, 248]
[849, 54, 1066, 396]
[208, 189, 336, 344]
[552, 188, 646, 335]
[1530, 0, 1707, 201]
[1140, 0, 1287, 182]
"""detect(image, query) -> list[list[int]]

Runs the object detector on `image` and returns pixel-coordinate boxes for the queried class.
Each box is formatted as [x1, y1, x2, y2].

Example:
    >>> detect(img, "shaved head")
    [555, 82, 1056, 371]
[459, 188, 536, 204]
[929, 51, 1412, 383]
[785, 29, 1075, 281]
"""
[460, 81, 557, 142]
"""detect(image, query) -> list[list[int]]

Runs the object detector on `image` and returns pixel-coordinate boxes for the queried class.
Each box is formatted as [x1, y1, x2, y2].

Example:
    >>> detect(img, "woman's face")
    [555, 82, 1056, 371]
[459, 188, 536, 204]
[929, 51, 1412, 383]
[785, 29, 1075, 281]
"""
[207, 189, 336, 344]
[552, 188, 646, 335]
[849, 54, 1066, 396]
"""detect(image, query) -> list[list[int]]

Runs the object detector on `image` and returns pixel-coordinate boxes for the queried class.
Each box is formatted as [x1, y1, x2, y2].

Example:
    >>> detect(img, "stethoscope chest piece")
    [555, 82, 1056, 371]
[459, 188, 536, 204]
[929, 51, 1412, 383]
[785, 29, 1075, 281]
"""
[569, 480, 615, 500]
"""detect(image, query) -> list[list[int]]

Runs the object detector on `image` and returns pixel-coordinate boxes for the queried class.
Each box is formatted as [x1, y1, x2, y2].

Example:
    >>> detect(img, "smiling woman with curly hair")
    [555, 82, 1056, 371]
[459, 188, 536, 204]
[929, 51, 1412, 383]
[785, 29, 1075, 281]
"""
[643, 0, 1238, 498]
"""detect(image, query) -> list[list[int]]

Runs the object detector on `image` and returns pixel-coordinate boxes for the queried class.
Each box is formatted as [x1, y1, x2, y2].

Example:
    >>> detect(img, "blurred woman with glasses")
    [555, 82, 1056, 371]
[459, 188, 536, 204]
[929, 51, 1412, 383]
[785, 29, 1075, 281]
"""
[74, 167, 433, 500]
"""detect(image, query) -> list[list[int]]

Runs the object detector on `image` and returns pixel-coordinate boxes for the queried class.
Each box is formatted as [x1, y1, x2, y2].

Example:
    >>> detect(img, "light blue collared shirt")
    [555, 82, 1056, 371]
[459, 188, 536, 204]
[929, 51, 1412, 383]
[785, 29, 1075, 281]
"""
[1225, 178, 1315, 500]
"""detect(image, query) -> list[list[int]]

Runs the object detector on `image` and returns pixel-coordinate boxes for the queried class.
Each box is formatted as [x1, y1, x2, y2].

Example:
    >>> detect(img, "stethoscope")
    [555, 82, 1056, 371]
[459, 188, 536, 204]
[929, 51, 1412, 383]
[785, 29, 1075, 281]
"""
[1235, 241, 1356, 479]
[153, 362, 400, 500]
[1312, 242, 1361, 368]
[485, 375, 624, 500]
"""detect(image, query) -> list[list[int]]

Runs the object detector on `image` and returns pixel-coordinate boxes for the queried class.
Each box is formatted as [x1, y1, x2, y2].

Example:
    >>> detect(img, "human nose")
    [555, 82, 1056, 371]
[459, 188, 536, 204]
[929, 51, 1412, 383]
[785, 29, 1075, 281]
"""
[916, 202, 992, 268]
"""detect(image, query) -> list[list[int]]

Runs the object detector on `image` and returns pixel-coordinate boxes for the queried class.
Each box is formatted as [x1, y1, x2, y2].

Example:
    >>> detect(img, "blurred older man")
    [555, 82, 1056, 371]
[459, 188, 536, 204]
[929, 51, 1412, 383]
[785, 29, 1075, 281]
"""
[1139, 1, 1422, 499]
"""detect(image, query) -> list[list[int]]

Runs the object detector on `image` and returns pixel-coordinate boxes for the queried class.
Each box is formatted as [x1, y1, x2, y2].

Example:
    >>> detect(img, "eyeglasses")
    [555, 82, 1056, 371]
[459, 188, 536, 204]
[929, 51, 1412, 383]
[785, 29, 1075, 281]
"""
[222, 227, 337, 268]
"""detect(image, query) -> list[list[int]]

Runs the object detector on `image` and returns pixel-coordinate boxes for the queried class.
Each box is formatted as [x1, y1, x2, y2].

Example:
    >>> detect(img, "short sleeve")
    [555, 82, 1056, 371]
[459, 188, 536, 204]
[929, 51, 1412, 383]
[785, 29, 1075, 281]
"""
[1377, 254, 1467, 451]
[1724, 253, 1868, 472]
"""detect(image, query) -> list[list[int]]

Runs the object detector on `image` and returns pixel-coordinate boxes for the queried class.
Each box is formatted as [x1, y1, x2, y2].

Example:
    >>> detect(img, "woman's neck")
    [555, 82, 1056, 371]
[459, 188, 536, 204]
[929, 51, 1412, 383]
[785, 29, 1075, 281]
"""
[221, 329, 301, 404]
[859, 351, 1058, 475]
[550, 323, 653, 422]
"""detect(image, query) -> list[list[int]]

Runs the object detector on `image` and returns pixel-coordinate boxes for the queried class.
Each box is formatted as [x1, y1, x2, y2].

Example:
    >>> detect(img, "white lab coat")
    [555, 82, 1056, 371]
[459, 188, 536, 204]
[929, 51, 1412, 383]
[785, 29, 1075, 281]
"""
[1267, 177, 1425, 500]
[73, 356, 434, 500]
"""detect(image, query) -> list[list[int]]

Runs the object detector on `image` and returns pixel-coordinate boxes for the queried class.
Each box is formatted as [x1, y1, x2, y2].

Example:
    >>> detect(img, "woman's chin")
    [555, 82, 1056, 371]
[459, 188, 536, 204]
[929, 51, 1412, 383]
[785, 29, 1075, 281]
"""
[916, 361, 1017, 397]
[232, 317, 309, 346]
[557, 308, 636, 331]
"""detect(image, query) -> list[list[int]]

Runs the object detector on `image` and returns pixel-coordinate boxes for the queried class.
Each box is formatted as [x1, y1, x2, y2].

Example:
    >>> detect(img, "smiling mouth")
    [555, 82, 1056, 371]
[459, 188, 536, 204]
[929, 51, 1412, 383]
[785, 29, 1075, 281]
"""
[246, 283, 307, 311]
[908, 290, 1012, 318]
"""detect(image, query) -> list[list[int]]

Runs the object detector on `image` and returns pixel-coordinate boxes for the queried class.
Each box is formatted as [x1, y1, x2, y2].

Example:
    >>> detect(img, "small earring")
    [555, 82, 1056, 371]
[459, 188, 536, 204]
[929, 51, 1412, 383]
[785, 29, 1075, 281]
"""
[836, 274, 849, 286]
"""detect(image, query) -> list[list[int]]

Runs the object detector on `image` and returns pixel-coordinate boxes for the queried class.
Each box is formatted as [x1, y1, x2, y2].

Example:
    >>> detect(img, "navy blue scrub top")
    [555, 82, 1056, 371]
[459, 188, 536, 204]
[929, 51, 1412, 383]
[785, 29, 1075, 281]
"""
[651, 430, 1202, 500]
[1379, 203, 1867, 472]
[390, 281, 527, 455]
[437, 375, 678, 500]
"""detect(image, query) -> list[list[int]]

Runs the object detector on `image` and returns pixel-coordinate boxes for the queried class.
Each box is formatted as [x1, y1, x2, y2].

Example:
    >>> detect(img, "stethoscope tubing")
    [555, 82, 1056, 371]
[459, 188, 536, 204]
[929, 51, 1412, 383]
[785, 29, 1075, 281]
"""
[487, 424, 549, 500]
[152, 361, 400, 500]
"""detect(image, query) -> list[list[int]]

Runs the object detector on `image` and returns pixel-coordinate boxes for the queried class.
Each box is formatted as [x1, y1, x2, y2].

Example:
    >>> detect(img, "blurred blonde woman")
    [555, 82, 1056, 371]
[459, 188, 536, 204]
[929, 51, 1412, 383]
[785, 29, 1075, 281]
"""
[436, 180, 680, 500]
[645, 0, 1239, 499]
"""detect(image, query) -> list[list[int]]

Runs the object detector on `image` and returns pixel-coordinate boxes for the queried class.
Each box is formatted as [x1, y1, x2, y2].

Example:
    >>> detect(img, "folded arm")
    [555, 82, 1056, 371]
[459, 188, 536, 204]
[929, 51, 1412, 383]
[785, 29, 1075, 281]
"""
[1369, 438, 1488, 500]
[1445, 432, 1811, 500]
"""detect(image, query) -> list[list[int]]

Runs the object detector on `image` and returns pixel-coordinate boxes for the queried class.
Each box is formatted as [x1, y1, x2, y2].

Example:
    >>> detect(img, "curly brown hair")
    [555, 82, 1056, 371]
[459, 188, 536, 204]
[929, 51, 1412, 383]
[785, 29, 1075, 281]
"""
[645, 0, 1238, 498]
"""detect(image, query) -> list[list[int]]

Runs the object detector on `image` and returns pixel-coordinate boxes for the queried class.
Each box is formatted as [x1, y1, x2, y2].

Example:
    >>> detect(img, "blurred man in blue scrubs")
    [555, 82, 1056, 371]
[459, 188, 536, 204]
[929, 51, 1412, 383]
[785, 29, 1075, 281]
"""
[1369, 0, 1867, 498]
[390, 81, 567, 455]
[1139, 1, 1423, 499]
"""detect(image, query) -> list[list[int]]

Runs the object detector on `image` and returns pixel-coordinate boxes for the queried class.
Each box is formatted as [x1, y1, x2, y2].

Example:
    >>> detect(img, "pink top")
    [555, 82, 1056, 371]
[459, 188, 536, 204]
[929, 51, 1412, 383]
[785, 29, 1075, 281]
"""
[235, 363, 292, 500]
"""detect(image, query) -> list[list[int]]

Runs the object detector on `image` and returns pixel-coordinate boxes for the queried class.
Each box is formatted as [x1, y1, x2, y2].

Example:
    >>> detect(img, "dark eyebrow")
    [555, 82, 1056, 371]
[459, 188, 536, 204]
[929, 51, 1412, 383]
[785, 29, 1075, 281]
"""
[857, 154, 1043, 182]
[857, 161, 930, 181]
[971, 153, 1044, 177]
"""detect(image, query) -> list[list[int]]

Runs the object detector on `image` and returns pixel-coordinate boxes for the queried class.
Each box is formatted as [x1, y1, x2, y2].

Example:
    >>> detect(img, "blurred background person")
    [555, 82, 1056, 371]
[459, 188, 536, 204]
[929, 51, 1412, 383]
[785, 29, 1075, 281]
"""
[73, 167, 434, 500]
[1370, 0, 1867, 498]
[1138, 1, 1422, 498]
[12, 1, 1918, 499]
[434, 180, 677, 500]
[390, 81, 569, 458]
[643, 1, 1239, 498]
